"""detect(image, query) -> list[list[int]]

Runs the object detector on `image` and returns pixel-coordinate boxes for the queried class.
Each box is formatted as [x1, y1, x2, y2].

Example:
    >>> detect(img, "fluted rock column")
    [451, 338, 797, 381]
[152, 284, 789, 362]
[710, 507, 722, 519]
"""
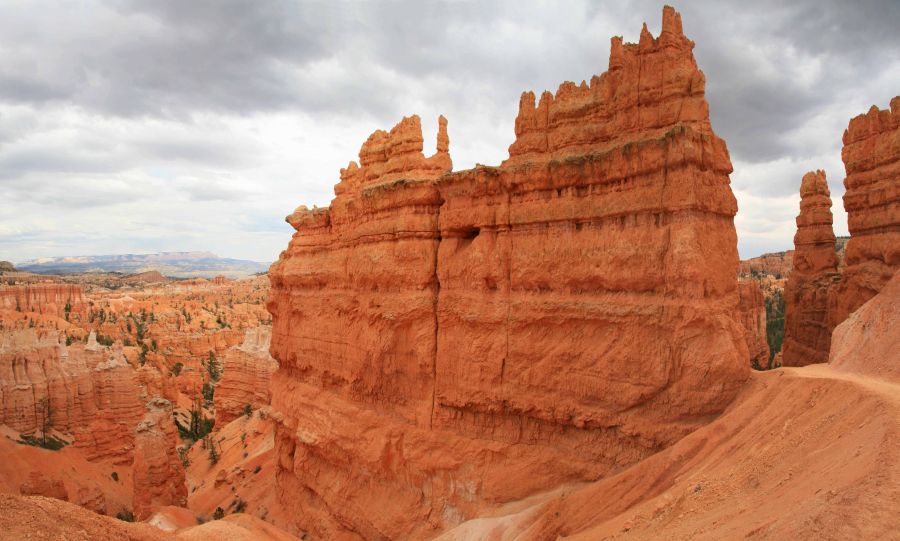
[783, 170, 840, 366]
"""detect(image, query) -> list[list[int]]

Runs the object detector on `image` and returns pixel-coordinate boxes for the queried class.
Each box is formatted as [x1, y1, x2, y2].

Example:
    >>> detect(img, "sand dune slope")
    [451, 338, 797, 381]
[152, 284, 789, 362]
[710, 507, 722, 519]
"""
[440, 364, 900, 540]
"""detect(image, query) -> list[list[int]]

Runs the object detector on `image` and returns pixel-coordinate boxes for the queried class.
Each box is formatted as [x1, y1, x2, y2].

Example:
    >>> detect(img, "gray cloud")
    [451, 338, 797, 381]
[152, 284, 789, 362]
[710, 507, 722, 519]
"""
[0, 0, 897, 262]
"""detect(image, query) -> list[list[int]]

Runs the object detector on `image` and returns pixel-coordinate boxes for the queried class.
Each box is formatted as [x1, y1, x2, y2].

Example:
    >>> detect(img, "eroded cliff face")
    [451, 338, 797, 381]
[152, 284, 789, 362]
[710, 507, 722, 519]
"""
[268, 7, 748, 539]
[737, 280, 770, 369]
[133, 397, 187, 520]
[0, 284, 87, 319]
[782, 171, 840, 366]
[829, 97, 900, 326]
[214, 327, 278, 425]
[0, 330, 145, 463]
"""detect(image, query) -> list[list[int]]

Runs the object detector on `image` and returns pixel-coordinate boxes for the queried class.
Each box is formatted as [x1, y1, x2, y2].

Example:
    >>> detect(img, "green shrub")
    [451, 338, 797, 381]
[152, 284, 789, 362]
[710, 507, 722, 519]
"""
[202, 383, 214, 405]
[764, 289, 785, 367]
[18, 434, 67, 451]
[206, 351, 221, 382]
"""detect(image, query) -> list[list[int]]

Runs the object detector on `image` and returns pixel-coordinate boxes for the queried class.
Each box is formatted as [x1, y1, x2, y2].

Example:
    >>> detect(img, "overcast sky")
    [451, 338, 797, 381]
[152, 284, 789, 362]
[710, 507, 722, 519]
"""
[1, 0, 898, 263]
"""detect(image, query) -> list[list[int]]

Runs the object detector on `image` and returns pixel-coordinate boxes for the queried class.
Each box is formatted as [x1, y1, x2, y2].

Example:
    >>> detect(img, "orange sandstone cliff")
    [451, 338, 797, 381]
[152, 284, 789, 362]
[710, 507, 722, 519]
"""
[829, 96, 900, 326]
[0, 330, 145, 463]
[782, 170, 840, 366]
[268, 7, 748, 538]
[737, 279, 770, 369]
[133, 397, 187, 520]
[213, 327, 278, 426]
[0, 284, 87, 319]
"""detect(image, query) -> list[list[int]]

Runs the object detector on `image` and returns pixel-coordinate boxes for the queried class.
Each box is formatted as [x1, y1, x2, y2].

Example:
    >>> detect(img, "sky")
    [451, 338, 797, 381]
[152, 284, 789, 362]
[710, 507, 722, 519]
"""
[0, 0, 898, 263]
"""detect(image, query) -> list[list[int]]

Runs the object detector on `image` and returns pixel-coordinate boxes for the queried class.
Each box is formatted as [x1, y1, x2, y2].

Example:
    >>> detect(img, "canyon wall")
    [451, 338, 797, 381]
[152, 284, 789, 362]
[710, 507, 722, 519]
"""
[739, 251, 793, 279]
[737, 279, 770, 369]
[214, 326, 278, 425]
[132, 397, 187, 520]
[782, 170, 840, 366]
[0, 284, 87, 318]
[0, 330, 145, 464]
[268, 7, 748, 539]
[830, 96, 900, 326]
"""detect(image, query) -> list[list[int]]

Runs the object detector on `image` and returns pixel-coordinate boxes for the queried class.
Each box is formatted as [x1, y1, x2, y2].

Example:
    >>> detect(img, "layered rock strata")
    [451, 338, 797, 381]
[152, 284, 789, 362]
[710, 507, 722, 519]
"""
[0, 284, 87, 318]
[268, 7, 748, 539]
[739, 251, 793, 280]
[0, 329, 145, 463]
[782, 170, 840, 366]
[214, 326, 278, 425]
[132, 397, 187, 520]
[830, 96, 900, 326]
[737, 279, 770, 369]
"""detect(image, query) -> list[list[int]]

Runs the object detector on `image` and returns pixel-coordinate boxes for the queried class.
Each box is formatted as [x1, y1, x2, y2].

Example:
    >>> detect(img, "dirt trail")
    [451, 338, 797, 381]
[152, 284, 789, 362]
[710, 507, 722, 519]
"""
[792, 364, 900, 405]
[439, 364, 900, 540]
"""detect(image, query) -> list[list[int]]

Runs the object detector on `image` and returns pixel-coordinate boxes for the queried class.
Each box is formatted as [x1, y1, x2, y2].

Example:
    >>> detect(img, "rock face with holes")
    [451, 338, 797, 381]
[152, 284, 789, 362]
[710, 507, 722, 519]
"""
[829, 97, 900, 327]
[782, 170, 840, 366]
[213, 326, 278, 425]
[268, 6, 748, 539]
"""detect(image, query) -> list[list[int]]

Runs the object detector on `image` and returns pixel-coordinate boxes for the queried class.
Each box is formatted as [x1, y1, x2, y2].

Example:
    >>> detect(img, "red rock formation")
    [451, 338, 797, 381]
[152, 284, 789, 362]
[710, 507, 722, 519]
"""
[0, 283, 87, 318]
[737, 279, 770, 369]
[19, 472, 69, 502]
[213, 327, 278, 425]
[830, 97, 900, 326]
[830, 270, 900, 383]
[122, 271, 168, 285]
[268, 6, 748, 538]
[132, 397, 187, 520]
[739, 251, 793, 280]
[0, 329, 145, 464]
[782, 170, 841, 366]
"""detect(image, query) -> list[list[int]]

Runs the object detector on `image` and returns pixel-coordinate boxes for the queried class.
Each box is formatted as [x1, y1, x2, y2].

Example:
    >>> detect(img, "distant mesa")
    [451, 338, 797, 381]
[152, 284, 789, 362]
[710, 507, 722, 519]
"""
[16, 252, 269, 279]
[121, 270, 169, 284]
[0, 261, 16, 273]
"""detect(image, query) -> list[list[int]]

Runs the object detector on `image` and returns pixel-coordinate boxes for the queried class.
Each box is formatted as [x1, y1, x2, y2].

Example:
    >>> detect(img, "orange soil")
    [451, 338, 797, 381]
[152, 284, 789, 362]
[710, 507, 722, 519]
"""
[437, 364, 900, 540]
[0, 493, 298, 540]
[185, 410, 281, 526]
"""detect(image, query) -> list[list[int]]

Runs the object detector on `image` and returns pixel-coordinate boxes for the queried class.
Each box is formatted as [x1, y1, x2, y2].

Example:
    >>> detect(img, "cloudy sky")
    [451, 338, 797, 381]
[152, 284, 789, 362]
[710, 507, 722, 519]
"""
[0, 0, 897, 263]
